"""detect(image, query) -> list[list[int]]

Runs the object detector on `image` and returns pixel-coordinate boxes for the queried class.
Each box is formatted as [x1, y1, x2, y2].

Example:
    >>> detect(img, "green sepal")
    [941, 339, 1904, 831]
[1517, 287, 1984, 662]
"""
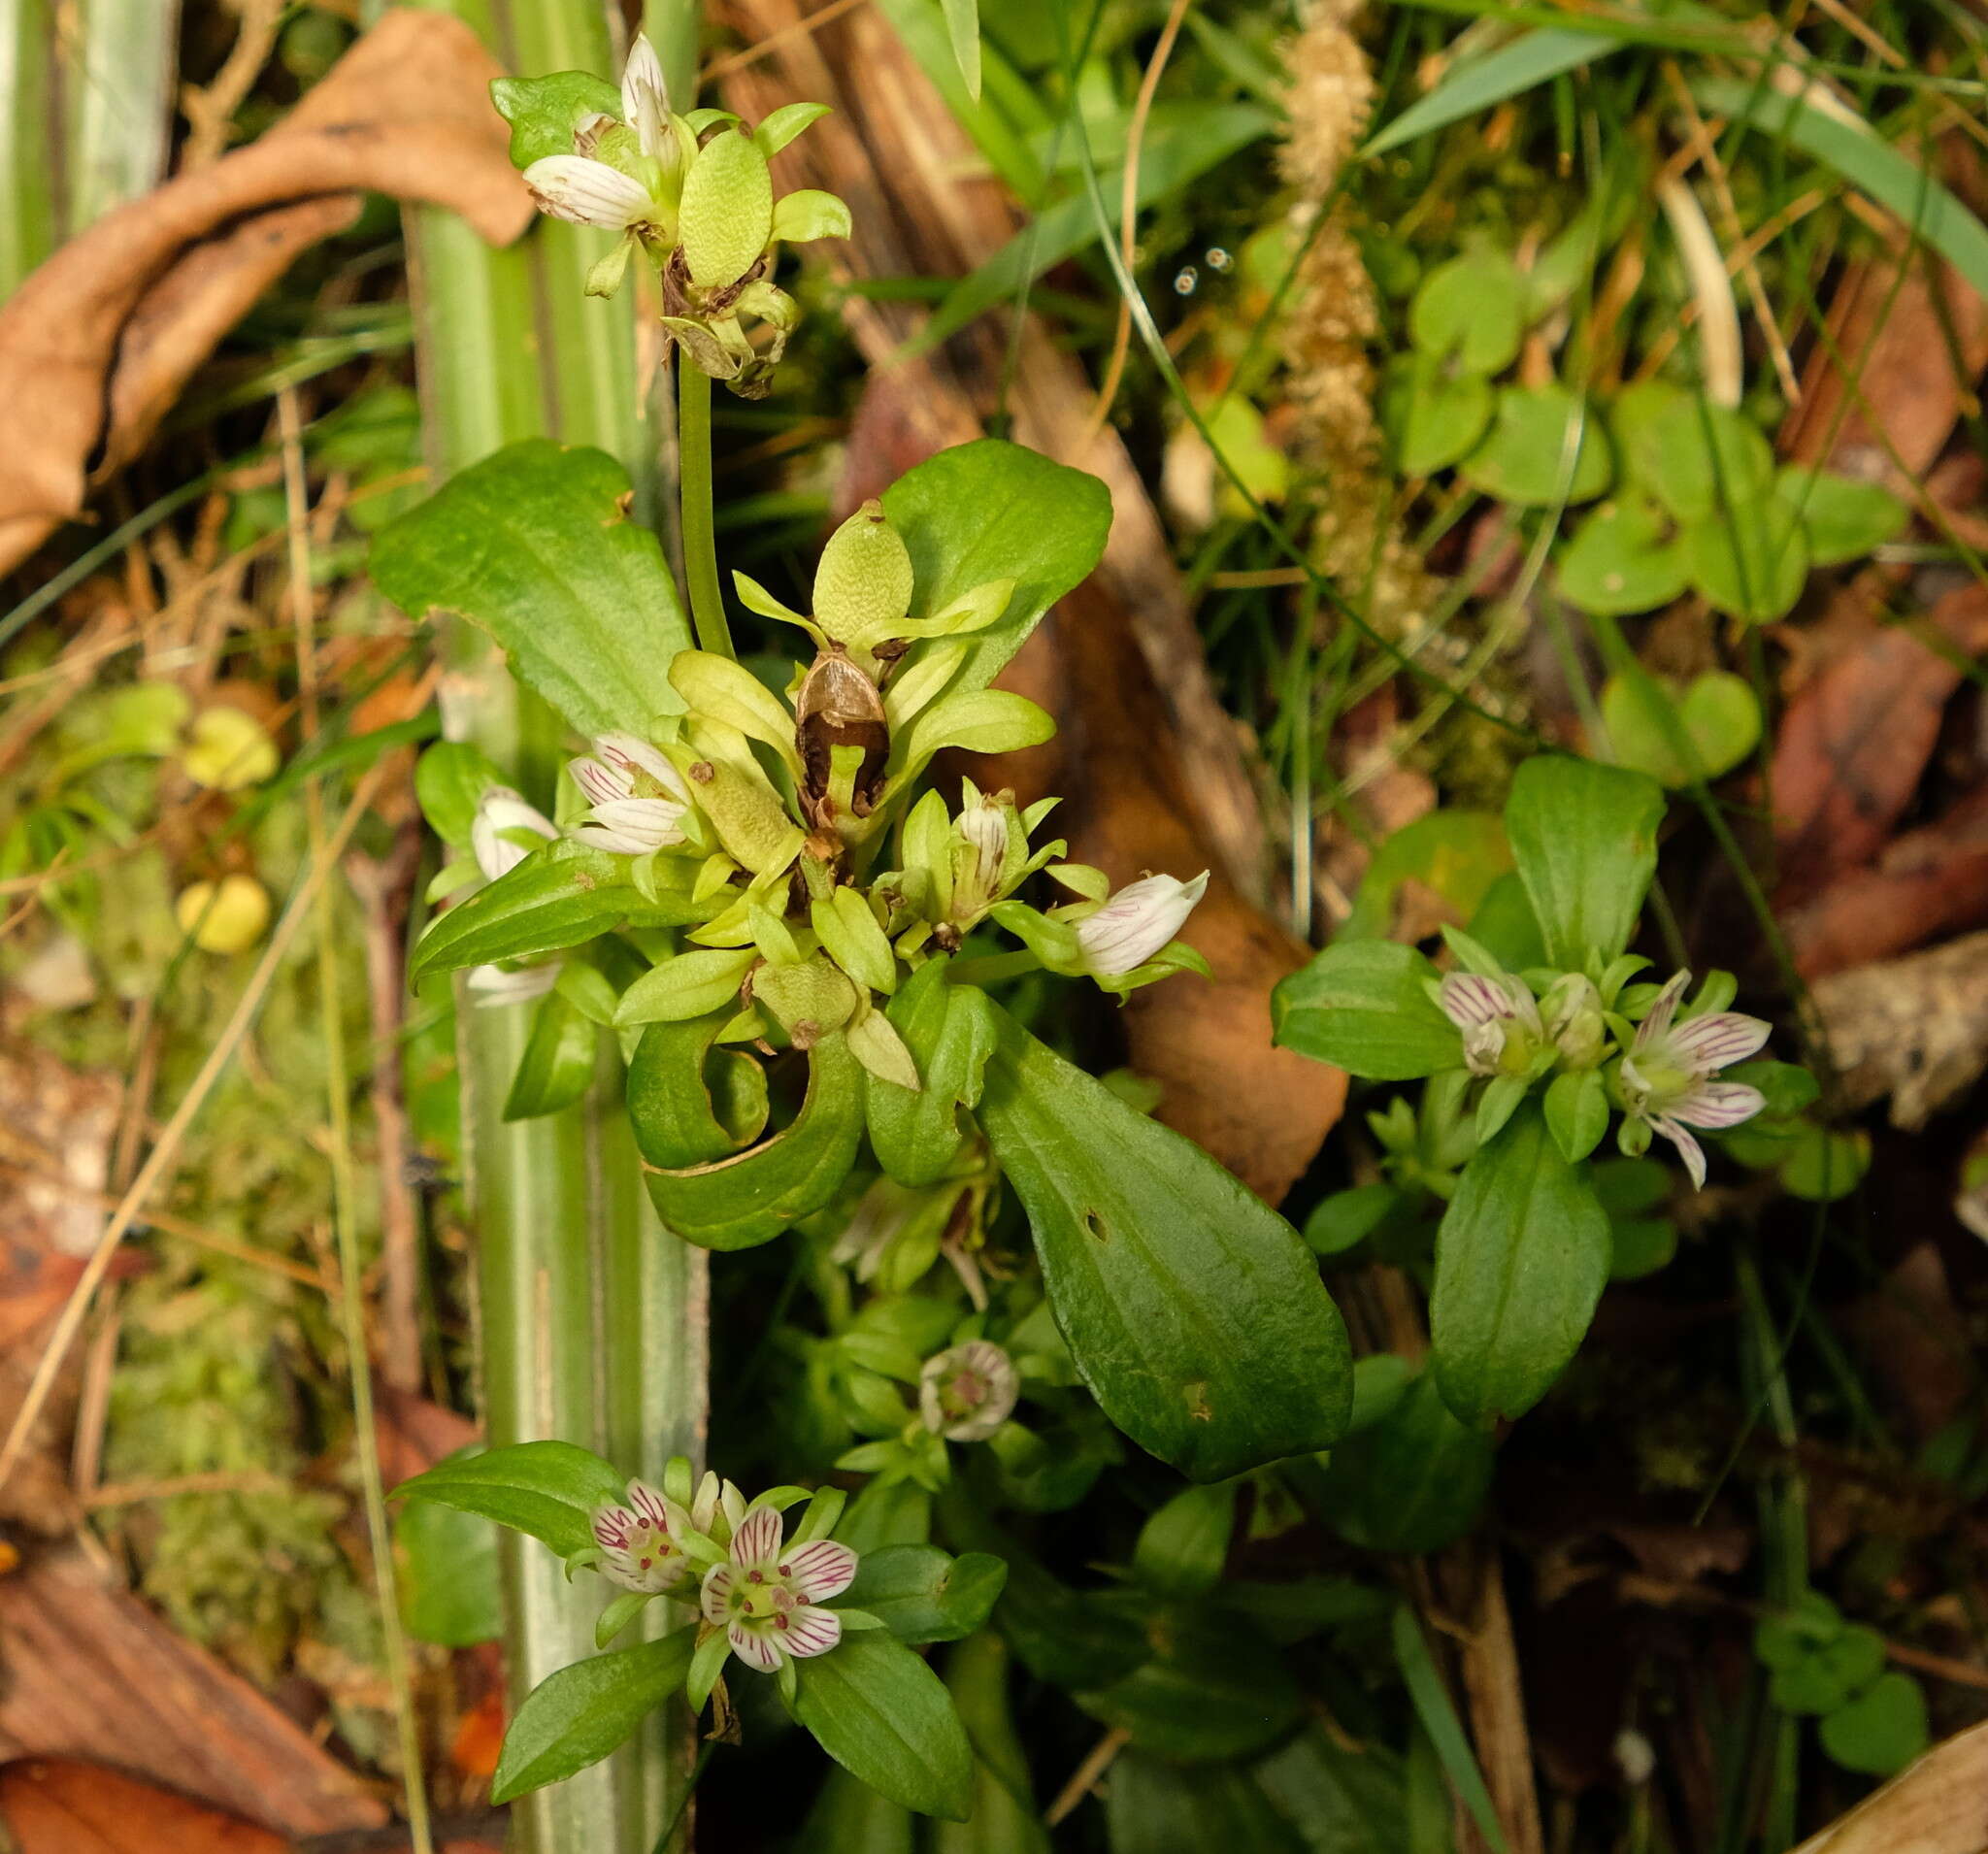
[594, 1589, 656, 1650]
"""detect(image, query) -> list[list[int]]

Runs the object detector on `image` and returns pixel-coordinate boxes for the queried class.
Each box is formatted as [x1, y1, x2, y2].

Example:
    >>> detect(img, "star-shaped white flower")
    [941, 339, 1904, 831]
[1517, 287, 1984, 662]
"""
[1619, 971, 1772, 1188]
[568, 731, 690, 855]
[698, 1505, 857, 1673]
[1075, 871, 1209, 977]
[590, 1478, 694, 1596]
[919, 1340, 1018, 1443]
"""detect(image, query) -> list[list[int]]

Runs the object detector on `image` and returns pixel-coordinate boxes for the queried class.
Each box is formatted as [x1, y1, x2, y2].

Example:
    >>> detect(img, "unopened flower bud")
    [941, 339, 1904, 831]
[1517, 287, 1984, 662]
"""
[471, 787, 558, 881]
[1541, 973, 1607, 1070]
[1075, 872, 1209, 977]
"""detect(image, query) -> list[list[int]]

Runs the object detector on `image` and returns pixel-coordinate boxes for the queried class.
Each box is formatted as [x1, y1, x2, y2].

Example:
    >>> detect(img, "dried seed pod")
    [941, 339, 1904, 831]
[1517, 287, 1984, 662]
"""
[794, 646, 888, 822]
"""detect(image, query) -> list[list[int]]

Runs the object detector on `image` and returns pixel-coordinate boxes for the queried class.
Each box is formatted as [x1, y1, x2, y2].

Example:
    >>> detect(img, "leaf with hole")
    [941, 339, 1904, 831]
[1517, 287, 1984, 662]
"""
[977, 1001, 1353, 1480]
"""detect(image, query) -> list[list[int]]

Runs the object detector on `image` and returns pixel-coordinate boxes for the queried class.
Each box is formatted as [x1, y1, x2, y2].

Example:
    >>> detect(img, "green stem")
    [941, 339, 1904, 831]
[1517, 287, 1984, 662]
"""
[677, 357, 734, 658]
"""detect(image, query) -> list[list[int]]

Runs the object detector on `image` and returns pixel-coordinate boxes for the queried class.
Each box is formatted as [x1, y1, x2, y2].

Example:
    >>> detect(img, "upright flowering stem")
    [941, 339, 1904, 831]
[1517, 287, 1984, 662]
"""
[677, 357, 734, 659]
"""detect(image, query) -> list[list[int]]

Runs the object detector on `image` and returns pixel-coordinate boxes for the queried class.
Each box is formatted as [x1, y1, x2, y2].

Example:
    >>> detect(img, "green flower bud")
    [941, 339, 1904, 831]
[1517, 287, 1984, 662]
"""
[679, 126, 773, 290]
[1541, 972, 1607, 1070]
[812, 500, 913, 648]
[752, 954, 857, 1044]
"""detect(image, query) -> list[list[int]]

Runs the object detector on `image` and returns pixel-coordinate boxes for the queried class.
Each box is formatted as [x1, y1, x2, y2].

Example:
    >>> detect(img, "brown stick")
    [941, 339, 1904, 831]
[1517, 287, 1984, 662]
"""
[345, 821, 427, 1395]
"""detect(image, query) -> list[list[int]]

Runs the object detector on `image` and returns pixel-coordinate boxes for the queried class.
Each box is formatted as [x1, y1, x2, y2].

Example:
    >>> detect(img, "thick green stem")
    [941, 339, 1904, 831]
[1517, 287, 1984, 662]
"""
[388, 4, 707, 1850]
[677, 357, 734, 658]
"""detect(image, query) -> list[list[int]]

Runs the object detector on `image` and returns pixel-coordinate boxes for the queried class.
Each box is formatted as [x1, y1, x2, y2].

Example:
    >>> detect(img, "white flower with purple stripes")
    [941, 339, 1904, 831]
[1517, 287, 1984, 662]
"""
[568, 731, 691, 855]
[1437, 971, 1542, 1077]
[1618, 971, 1772, 1188]
[590, 1478, 693, 1596]
[698, 1505, 857, 1674]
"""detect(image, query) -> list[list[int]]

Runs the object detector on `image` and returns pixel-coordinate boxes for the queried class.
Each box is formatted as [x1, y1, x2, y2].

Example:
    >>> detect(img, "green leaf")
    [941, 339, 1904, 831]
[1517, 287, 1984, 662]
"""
[644, 1032, 865, 1248]
[414, 741, 507, 848]
[867, 958, 998, 1187]
[941, 0, 981, 100]
[1320, 1373, 1495, 1554]
[1430, 1104, 1612, 1425]
[1696, 76, 1988, 310]
[1379, 353, 1495, 476]
[908, 104, 1274, 356]
[1365, 27, 1620, 157]
[755, 102, 832, 155]
[881, 439, 1112, 703]
[1601, 671, 1762, 787]
[409, 842, 706, 982]
[503, 989, 599, 1122]
[371, 440, 690, 740]
[1409, 253, 1529, 375]
[791, 1632, 975, 1821]
[1556, 494, 1687, 616]
[1543, 1068, 1608, 1164]
[491, 1627, 698, 1804]
[939, 1633, 1049, 1854]
[1272, 941, 1465, 1080]
[1303, 1182, 1403, 1257]
[614, 945, 758, 1026]
[393, 1440, 627, 1559]
[977, 1003, 1353, 1480]
[1462, 384, 1612, 508]
[836, 1544, 1009, 1643]
[1627, 394, 1773, 527]
[1108, 1753, 1309, 1853]
[489, 70, 624, 168]
[1776, 465, 1908, 566]
[1818, 1672, 1929, 1777]
[1504, 755, 1665, 969]
[626, 1010, 770, 1169]
[1682, 500, 1809, 623]
[771, 187, 852, 245]
[1078, 1612, 1303, 1763]
[1779, 1125, 1871, 1203]
[1132, 1482, 1237, 1599]
[1393, 1605, 1510, 1854]
[1342, 811, 1511, 943]
[395, 1447, 502, 1647]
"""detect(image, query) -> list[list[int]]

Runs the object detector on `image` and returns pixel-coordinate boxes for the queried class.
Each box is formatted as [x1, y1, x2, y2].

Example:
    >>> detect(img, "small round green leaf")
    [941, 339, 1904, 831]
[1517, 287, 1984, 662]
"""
[1818, 1672, 1929, 1777]
[1775, 465, 1909, 567]
[1408, 252, 1529, 375]
[1463, 384, 1613, 507]
[1601, 670, 1763, 787]
[1557, 495, 1688, 615]
[1380, 353, 1495, 477]
[1631, 395, 1775, 526]
[1682, 500, 1809, 622]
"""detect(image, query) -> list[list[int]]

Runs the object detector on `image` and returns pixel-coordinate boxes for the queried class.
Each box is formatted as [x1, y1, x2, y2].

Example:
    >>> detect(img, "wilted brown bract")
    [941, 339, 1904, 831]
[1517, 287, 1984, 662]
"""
[0, 9, 533, 579]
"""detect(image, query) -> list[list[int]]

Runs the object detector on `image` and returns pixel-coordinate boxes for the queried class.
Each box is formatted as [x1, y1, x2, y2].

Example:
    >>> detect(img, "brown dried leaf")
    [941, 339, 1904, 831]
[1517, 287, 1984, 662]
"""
[0, 1759, 283, 1854]
[1791, 1716, 1988, 1854]
[0, 10, 531, 577]
[1771, 584, 1988, 906]
[0, 1547, 384, 1836]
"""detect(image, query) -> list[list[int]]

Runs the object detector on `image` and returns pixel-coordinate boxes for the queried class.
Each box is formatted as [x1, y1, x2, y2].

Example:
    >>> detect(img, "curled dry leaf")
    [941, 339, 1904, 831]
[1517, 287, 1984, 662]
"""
[1789, 1715, 1988, 1854]
[0, 9, 532, 578]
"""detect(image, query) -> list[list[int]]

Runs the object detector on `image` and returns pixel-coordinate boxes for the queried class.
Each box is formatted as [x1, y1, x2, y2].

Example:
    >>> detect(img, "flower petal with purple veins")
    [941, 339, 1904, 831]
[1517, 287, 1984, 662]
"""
[1667, 1012, 1773, 1074]
[1651, 1115, 1708, 1190]
[596, 732, 687, 800]
[1667, 1081, 1766, 1131]
[522, 156, 654, 229]
[699, 1563, 735, 1626]
[619, 34, 671, 162]
[731, 1505, 783, 1571]
[629, 1480, 672, 1531]
[593, 1506, 635, 1551]
[1633, 971, 1692, 1052]
[728, 1620, 783, 1672]
[1437, 973, 1517, 1029]
[782, 1606, 844, 1659]
[570, 756, 631, 807]
[1075, 872, 1209, 977]
[781, 1539, 858, 1603]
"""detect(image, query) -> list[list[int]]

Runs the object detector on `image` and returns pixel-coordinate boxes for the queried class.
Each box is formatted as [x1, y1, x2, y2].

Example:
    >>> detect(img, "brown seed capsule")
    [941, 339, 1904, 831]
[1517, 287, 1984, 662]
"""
[793, 645, 888, 824]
